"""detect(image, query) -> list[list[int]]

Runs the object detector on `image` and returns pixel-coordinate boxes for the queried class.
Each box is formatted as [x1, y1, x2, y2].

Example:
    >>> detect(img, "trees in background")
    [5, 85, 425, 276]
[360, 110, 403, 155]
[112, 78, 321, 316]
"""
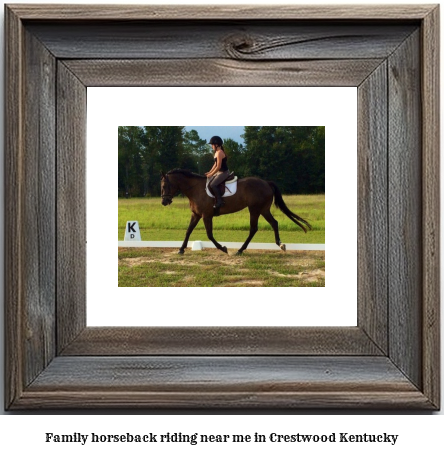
[118, 126, 144, 197]
[118, 126, 324, 196]
[183, 129, 213, 176]
[242, 126, 325, 194]
[119, 126, 187, 197]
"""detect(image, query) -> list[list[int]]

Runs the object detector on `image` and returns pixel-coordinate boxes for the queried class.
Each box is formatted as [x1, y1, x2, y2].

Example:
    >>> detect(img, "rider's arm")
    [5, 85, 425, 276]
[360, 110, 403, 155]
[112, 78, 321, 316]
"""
[207, 151, 223, 177]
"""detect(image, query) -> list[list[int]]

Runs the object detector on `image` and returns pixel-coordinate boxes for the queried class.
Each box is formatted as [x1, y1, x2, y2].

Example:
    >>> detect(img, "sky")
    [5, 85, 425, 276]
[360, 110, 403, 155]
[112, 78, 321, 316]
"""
[185, 126, 245, 145]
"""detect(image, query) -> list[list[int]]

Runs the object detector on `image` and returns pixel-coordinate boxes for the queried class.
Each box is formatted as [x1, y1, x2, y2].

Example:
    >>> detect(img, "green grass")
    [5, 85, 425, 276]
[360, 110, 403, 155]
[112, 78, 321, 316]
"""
[118, 195, 325, 244]
[118, 248, 325, 287]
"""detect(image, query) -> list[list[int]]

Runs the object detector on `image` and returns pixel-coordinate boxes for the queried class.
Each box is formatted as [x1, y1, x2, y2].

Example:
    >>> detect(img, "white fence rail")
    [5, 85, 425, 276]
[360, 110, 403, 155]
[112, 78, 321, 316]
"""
[118, 241, 325, 251]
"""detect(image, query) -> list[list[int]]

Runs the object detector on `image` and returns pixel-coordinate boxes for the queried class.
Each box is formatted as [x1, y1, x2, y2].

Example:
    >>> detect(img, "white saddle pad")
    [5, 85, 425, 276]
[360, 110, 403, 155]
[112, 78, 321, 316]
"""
[206, 176, 238, 198]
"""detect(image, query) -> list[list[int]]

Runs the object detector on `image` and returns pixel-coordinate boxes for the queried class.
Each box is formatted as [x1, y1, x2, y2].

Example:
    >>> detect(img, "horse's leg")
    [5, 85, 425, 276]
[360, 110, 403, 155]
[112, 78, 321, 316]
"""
[235, 210, 259, 255]
[262, 209, 286, 251]
[203, 215, 228, 253]
[178, 212, 202, 254]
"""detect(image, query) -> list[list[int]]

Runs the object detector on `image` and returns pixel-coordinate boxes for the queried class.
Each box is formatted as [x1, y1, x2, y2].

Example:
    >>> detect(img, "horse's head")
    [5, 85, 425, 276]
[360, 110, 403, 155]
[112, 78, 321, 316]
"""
[160, 172, 177, 206]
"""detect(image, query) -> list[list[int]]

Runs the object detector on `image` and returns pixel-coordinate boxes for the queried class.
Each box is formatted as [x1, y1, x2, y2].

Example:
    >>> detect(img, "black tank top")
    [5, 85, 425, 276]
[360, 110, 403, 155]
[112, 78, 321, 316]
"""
[215, 155, 228, 172]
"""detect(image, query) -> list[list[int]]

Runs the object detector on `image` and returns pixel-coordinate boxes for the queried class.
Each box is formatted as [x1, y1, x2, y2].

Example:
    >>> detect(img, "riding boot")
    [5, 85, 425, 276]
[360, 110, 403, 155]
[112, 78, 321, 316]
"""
[212, 185, 225, 210]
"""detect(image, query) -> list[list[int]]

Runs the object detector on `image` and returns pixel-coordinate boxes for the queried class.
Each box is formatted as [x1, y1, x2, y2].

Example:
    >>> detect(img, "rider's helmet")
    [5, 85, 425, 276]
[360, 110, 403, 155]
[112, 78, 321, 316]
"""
[208, 136, 223, 147]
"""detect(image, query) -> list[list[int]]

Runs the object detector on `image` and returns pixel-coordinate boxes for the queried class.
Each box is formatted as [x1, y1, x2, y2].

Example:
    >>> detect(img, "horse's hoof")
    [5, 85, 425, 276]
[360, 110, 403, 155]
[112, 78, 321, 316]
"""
[280, 243, 286, 252]
[235, 250, 243, 256]
[177, 249, 185, 255]
[221, 246, 228, 254]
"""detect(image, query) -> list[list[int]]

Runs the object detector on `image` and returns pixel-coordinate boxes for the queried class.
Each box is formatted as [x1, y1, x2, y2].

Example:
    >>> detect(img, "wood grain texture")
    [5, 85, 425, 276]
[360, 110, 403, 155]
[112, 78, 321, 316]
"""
[61, 327, 382, 356]
[421, 6, 440, 409]
[388, 31, 422, 389]
[27, 23, 416, 60]
[16, 390, 433, 410]
[28, 356, 418, 391]
[4, 4, 24, 410]
[7, 4, 435, 20]
[21, 28, 57, 388]
[5, 8, 58, 409]
[357, 62, 388, 354]
[64, 59, 384, 87]
[56, 62, 87, 353]
[13, 356, 432, 409]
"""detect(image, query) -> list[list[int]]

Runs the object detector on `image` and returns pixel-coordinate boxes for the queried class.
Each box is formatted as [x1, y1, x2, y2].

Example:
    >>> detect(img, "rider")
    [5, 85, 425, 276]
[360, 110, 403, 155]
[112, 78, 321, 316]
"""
[205, 136, 230, 209]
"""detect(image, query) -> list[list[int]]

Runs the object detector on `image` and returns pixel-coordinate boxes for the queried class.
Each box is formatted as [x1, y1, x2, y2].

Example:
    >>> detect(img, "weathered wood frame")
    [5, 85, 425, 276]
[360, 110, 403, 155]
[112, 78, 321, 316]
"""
[5, 4, 440, 409]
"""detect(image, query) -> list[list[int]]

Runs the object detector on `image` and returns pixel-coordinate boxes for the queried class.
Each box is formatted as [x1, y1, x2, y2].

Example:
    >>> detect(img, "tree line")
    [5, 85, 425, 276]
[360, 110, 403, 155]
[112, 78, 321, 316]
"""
[118, 126, 324, 197]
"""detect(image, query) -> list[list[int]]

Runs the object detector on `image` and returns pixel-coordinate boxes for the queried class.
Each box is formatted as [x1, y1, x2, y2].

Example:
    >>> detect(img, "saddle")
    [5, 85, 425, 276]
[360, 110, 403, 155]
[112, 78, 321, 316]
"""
[206, 172, 238, 198]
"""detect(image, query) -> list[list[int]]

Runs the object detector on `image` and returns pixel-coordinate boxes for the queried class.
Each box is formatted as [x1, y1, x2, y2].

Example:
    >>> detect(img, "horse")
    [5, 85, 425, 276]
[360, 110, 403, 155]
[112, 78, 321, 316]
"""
[161, 169, 312, 255]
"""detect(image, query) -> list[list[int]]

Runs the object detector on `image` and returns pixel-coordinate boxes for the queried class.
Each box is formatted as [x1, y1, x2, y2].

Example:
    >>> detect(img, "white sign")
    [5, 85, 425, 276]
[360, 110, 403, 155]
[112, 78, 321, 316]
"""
[124, 221, 141, 241]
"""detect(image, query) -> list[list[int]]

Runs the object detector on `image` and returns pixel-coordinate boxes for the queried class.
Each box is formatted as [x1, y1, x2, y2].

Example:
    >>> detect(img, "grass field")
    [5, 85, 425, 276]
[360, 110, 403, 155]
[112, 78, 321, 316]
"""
[118, 194, 325, 245]
[119, 248, 325, 287]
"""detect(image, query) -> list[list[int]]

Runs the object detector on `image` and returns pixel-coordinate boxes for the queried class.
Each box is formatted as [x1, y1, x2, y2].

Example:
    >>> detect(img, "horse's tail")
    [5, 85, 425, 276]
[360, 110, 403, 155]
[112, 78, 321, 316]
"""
[267, 181, 312, 233]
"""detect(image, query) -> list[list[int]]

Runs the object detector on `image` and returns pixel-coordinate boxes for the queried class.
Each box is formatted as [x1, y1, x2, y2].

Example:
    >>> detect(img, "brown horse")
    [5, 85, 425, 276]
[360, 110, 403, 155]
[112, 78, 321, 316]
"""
[161, 169, 312, 255]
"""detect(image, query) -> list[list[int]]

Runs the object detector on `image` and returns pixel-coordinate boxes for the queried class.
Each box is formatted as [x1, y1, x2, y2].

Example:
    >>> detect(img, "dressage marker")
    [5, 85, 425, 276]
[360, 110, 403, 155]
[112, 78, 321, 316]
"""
[124, 220, 142, 241]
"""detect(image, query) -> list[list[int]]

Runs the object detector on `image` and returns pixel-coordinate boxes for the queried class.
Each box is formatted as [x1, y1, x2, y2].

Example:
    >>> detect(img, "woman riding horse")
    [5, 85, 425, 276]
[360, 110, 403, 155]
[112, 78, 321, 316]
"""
[205, 136, 230, 210]
[161, 157, 312, 255]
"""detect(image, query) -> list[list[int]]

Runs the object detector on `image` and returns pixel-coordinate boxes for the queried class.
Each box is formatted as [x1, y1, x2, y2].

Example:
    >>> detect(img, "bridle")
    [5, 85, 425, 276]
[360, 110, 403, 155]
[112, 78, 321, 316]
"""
[161, 173, 173, 204]
[162, 171, 204, 205]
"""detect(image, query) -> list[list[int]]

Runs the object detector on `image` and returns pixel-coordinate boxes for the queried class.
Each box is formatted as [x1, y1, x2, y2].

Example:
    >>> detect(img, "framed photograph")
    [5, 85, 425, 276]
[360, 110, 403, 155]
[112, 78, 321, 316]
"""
[5, 4, 440, 409]
[101, 88, 354, 325]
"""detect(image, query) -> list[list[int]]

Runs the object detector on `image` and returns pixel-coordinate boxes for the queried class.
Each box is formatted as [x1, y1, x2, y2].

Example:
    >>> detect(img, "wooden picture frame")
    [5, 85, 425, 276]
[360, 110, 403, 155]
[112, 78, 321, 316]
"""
[5, 4, 440, 410]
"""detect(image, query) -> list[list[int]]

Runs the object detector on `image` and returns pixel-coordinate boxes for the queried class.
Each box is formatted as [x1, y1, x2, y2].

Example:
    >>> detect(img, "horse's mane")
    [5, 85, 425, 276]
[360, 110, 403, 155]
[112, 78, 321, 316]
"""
[166, 169, 206, 179]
